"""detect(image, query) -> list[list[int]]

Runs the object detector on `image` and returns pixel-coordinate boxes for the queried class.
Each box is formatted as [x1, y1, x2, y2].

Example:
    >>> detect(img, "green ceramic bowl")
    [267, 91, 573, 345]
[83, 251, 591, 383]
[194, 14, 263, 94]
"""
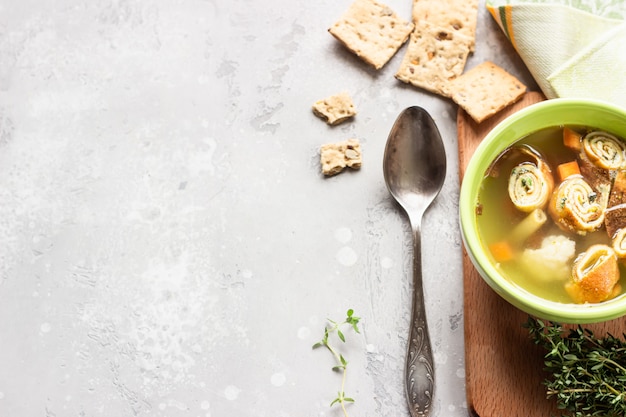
[460, 98, 626, 323]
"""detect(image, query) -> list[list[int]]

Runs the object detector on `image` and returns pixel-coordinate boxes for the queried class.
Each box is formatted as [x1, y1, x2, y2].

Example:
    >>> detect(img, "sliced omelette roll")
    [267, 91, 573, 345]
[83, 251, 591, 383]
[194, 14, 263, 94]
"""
[507, 146, 554, 213]
[566, 244, 621, 303]
[582, 131, 626, 170]
[548, 176, 609, 235]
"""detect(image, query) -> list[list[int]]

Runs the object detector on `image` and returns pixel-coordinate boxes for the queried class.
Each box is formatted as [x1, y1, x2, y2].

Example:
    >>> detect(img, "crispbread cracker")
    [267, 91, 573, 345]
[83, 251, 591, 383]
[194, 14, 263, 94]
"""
[320, 138, 362, 176]
[395, 22, 472, 96]
[449, 61, 526, 123]
[412, 0, 479, 51]
[329, 0, 414, 70]
[312, 92, 357, 125]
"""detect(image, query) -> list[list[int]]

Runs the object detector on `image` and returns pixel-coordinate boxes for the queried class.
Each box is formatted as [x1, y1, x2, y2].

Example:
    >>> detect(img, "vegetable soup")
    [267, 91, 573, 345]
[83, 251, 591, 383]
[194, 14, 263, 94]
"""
[476, 126, 626, 304]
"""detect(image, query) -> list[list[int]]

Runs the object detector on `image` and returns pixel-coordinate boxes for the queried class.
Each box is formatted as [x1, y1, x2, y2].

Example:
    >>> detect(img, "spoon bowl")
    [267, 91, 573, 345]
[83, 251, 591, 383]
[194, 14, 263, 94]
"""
[383, 106, 446, 417]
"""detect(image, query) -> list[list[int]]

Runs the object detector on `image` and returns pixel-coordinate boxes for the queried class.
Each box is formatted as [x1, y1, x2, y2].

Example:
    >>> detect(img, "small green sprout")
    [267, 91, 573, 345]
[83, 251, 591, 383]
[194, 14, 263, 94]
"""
[313, 309, 362, 417]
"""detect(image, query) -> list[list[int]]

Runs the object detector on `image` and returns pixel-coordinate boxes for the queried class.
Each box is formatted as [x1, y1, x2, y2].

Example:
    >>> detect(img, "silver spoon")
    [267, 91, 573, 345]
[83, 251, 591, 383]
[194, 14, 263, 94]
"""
[383, 106, 447, 417]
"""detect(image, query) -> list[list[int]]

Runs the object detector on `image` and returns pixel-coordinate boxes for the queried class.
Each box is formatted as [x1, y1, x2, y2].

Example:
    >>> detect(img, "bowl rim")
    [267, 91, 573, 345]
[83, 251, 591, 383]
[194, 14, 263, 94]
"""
[460, 98, 626, 323]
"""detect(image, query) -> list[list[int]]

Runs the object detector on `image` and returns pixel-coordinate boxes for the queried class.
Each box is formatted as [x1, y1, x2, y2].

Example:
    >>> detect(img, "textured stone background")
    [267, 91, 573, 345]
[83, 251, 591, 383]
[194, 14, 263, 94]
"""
[0, 1, 535, 416]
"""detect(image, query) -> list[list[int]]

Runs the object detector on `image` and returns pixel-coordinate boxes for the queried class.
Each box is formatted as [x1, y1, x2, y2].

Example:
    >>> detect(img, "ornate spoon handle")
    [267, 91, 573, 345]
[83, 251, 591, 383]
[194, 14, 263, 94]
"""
[405, 224, 435, 417]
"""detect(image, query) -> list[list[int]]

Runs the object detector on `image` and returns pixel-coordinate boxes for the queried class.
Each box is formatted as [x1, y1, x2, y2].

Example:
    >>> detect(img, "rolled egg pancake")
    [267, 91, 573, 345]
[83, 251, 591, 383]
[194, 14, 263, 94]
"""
[582, 131, 626, 170]
[548, 176, 609, 235]
[567, 244, 620, 303]
[612, 228, 626, 259]
[508, 160, 554, 213]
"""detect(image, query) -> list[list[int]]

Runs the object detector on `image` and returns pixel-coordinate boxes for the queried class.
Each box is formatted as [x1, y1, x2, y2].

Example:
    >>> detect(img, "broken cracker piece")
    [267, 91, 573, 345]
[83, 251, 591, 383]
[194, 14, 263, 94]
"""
[320, 138, 362, 176]
[412, 0, 479, 51]
[329, 0, 414, 70]
[395, 22, 472, 96]
[312, 92, 357, 125]
[449, 61, 526, 123]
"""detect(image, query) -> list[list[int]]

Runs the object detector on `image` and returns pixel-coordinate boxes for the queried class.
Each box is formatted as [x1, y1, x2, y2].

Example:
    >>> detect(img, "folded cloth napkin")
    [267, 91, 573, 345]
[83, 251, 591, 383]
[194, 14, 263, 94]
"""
[486, 0, 626, 108]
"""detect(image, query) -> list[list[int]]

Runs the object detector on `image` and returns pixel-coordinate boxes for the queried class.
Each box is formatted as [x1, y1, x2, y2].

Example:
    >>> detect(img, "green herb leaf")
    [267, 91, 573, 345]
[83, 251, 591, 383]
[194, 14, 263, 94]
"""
[526, 317, 626, 417]
[313, 309, 363, 417]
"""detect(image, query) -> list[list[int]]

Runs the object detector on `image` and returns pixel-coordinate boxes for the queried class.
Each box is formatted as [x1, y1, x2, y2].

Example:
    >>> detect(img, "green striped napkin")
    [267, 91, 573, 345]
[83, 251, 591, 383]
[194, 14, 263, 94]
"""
[486, 0, 626, 108]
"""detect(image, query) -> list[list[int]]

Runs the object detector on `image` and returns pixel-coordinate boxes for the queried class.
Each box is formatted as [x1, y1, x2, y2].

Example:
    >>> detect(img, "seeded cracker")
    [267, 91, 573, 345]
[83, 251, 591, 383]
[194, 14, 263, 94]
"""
[449, 61, 526, 123]
[412, 0, 479, 51]
[328, 0, 414, 70]
[395, 22, 472, 96]
[320, 139, 362, 176]
[312, 92, 357, 126]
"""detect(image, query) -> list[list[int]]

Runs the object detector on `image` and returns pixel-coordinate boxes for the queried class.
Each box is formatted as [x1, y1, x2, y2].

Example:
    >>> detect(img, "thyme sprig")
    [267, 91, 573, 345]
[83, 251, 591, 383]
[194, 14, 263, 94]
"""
[313, 309, 361, 417]
[526, 317, 626, 417]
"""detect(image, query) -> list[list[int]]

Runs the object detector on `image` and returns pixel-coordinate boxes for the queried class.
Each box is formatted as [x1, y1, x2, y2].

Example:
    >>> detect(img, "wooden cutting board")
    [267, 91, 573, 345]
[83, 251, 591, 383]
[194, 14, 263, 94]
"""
[457, 91, 626, 417]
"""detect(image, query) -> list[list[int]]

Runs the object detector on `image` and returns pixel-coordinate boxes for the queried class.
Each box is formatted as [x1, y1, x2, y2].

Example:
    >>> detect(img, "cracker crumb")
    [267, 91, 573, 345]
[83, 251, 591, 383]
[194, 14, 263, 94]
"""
[312, 92, 357, 125]
[320, 138, 362, 176]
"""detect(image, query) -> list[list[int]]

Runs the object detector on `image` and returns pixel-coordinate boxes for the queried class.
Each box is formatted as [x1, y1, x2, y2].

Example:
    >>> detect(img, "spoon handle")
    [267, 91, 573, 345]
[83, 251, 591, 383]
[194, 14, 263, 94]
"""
[405, 223, 434, 417]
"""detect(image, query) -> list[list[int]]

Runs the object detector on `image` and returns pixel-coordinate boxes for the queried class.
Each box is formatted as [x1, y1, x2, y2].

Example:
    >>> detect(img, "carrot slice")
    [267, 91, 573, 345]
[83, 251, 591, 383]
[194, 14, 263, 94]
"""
[489, 241, 514, 262]
[557, 160, 581, 182]
[563, 127, 582, 151]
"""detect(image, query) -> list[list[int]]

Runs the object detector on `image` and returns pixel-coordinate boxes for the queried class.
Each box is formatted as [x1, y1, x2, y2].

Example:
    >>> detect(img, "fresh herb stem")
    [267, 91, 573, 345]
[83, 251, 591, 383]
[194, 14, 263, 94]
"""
[525, 317, 626, 417]
[313, 309, 361, 417]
